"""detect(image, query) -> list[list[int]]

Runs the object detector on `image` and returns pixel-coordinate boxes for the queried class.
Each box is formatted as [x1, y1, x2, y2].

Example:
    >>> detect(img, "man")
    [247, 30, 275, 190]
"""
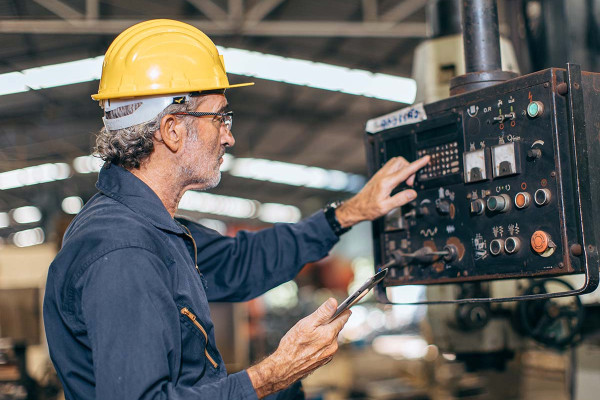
[43, 19, 429, 399]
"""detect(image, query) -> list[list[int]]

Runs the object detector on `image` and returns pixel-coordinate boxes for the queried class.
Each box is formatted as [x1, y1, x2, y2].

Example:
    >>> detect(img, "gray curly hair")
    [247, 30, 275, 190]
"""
[94, 98, 203, 169]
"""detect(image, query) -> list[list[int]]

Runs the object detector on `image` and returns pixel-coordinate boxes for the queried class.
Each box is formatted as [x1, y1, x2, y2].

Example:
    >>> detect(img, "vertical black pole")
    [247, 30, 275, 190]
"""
[462, 0, 502, 73]
[450, 0, 517, 95]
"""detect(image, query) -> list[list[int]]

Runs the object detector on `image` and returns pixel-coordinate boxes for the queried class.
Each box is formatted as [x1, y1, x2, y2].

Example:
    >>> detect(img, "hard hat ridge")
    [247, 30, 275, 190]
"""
[92, 19, 253, 101]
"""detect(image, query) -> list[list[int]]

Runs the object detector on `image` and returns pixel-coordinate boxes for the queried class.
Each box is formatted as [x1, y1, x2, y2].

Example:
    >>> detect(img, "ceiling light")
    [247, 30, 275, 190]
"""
[0, 51, 415, 103]
[178, 191, 301, 223]
[0, 56, 103, 96]
[61, 196, 84, 214]
[11, 227, 45, 248]
[11, 206, 42, 224]
[228, 157, 365, 193]
[0, 212, 9, 228]
[258, 203, 301, 223]
[197, 218, 228, 235]
[179, 191, 259, 219]
[74, 152, 365, 193]
[73, 155, 104, 174]
[217, 46, 416, 103]
[0, 163, 71, 190]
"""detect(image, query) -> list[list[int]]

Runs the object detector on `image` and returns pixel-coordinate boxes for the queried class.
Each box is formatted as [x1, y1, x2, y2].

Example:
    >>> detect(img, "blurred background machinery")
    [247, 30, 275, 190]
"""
[1, 1, 600, 399]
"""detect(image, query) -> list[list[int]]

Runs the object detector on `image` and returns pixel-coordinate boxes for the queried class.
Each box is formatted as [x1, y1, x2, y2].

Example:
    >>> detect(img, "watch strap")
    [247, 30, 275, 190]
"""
[324, 201, 351, 236]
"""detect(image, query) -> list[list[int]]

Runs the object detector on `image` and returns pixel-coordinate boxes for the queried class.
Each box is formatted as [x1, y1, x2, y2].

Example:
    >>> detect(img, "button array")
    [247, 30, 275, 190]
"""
[417, 142, 460, 181]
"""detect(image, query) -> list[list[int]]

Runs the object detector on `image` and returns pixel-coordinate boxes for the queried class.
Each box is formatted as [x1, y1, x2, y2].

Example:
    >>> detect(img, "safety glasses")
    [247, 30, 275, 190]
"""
[174, 111, 233, 131]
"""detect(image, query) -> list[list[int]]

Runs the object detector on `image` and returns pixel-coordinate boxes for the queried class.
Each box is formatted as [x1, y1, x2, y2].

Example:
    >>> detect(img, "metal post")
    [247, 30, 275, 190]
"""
[449, 0, 517, 95]
[462, 0, 502, 73]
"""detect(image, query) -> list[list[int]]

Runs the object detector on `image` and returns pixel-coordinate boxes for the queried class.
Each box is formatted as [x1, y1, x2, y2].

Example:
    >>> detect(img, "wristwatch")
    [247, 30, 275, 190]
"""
[323, 201, 351, 236]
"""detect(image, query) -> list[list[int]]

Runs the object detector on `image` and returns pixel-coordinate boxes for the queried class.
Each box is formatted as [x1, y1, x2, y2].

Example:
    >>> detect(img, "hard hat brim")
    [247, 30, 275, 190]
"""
[91, 82, 254, 101]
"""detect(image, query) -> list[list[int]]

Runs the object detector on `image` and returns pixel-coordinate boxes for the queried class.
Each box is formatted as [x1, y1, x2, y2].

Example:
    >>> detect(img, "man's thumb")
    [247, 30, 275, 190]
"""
[313, 298, 337, 323]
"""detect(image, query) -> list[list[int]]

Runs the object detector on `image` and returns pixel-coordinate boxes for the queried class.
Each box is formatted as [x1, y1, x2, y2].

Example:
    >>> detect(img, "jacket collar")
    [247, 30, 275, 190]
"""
[96, 163, 185, 234]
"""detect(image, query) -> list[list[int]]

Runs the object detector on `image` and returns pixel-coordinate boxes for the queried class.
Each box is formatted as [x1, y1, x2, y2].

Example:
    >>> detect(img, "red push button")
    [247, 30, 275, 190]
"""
[531, 231, 552, 254]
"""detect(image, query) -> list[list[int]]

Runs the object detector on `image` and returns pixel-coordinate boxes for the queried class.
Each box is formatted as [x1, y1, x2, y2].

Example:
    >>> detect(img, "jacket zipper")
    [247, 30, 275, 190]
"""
[181, 225, 200, 274]
[180, 307, 218, 369]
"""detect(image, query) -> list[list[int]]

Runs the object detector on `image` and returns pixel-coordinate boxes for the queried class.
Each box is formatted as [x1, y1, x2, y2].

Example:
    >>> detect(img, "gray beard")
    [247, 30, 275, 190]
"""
[179, 165, 221, 190]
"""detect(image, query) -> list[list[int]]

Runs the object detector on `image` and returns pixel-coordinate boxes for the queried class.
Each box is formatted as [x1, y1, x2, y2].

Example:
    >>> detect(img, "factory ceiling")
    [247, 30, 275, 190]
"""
[0, 0, 430, 238]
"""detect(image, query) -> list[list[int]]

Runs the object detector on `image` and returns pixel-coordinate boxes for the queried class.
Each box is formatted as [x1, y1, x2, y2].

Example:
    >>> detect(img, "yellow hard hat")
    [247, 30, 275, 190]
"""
[92, 19, 253, 101]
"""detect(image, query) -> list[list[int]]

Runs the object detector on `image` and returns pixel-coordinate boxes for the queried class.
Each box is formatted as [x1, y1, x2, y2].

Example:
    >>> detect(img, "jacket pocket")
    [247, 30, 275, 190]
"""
[180, 307, 218, 369]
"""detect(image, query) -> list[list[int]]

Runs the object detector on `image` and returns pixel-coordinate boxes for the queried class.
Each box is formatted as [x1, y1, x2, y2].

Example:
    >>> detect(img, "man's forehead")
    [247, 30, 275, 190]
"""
[197, 94, 228, 111]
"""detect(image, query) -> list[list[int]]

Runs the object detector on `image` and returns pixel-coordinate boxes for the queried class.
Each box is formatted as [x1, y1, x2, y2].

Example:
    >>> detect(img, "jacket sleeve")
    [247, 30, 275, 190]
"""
[180, 211, 339, 302]
[81, 248, 258, 400]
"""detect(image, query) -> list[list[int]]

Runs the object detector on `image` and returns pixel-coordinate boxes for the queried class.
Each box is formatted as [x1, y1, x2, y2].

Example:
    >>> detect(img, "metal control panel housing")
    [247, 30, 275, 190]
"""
[365, 67, 600, 287]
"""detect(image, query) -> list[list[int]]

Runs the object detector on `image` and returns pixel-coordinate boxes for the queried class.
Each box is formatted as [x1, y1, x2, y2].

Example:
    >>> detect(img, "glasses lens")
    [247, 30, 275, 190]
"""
[224, 115, 232, 131]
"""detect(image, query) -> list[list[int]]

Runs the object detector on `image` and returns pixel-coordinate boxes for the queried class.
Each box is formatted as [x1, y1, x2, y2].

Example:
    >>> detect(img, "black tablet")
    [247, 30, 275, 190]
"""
[330, 268, 388, 321]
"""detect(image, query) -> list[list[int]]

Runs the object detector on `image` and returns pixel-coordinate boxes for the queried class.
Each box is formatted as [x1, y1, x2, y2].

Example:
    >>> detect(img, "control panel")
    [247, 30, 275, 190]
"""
[365, 67, 600, 287]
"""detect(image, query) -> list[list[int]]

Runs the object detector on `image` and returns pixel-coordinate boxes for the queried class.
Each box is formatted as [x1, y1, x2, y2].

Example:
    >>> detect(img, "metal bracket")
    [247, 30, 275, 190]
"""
[376, 63, 599, 305]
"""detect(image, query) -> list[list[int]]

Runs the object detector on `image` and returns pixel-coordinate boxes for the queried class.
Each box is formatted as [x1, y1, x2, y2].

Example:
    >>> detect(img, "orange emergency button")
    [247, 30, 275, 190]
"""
[531, 230, 555, 256]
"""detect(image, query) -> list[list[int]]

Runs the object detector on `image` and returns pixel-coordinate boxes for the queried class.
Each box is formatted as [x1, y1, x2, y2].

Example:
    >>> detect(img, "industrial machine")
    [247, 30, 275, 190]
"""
[366, 0, 600, 306]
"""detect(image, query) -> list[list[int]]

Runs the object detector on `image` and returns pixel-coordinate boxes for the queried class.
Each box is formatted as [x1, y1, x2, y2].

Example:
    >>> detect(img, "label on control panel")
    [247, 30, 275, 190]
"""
[366, 103, 427, 134]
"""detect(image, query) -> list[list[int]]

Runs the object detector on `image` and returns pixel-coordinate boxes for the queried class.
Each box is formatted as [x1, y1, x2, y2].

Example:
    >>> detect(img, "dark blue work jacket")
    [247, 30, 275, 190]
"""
[43, 164, 339, 399]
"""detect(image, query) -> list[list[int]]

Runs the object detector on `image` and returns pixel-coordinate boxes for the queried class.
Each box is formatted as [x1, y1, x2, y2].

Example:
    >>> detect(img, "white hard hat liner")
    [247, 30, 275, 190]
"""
[102, 93, 190, 131]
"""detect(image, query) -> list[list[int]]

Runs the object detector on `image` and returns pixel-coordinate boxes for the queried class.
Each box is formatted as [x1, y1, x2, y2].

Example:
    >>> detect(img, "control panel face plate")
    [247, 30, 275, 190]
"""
[366, 70, 585, 286]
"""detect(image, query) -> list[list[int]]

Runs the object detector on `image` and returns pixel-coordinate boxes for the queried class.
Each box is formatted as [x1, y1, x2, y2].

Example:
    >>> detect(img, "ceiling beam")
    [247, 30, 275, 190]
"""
[228, 0, 244, 23]
[361, 0, 378, 22]
[245, 0, 286, 23]
[186, 0, 228, 21]
[0, 19, 427, 37]
[380, 0, 427, 23]
[32, 0, 83, 20]
[86, 0, 99, 20]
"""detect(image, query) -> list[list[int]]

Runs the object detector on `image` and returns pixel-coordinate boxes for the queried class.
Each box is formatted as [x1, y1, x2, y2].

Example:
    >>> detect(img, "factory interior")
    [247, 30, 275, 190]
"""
[1, 0, 600, 399]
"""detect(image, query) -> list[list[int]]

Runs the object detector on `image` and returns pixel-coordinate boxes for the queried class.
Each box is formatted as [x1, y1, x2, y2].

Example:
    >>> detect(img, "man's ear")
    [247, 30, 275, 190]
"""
[156, 114, 185, 153]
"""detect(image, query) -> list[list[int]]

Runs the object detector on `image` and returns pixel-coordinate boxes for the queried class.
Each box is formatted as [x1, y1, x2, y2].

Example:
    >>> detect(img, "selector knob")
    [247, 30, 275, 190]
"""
[470, 199, 486, 215]
[486, 194, 511, 212]
[527, 149, 542, 159]
[437, 200, 451, 215]
[534, 189, 551, 206]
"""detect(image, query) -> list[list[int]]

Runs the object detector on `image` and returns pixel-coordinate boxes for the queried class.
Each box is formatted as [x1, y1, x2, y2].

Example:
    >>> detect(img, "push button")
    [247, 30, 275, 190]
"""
[470, 199, 485, 215]
[531, 230, 556, 257]
[486, 194, 511, 212]
[534, 189, 551, 206]
[515, 192, 531, 209]
[527, 101, 544, 118]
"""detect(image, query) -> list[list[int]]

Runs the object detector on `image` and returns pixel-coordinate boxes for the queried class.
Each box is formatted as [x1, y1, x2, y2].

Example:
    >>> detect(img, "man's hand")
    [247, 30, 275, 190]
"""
[247, 298, 350, 398]
[336, 155, 430, 228]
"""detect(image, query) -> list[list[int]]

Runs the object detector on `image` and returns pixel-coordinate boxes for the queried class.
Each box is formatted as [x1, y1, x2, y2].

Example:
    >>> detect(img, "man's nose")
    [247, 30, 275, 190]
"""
[222, 128, 235, 147]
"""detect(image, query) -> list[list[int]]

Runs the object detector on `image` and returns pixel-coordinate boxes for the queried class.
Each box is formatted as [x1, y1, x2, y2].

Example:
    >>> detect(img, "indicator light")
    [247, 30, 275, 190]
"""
[527, 101, 544, 118]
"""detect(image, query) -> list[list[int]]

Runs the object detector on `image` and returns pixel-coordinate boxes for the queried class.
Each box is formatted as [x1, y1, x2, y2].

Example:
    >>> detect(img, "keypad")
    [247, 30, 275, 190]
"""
[417, 142, 460, 180]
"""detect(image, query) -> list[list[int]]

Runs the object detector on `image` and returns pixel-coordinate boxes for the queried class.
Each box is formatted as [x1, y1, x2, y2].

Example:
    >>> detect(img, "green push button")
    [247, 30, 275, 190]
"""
[527, 101, 544, 118]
